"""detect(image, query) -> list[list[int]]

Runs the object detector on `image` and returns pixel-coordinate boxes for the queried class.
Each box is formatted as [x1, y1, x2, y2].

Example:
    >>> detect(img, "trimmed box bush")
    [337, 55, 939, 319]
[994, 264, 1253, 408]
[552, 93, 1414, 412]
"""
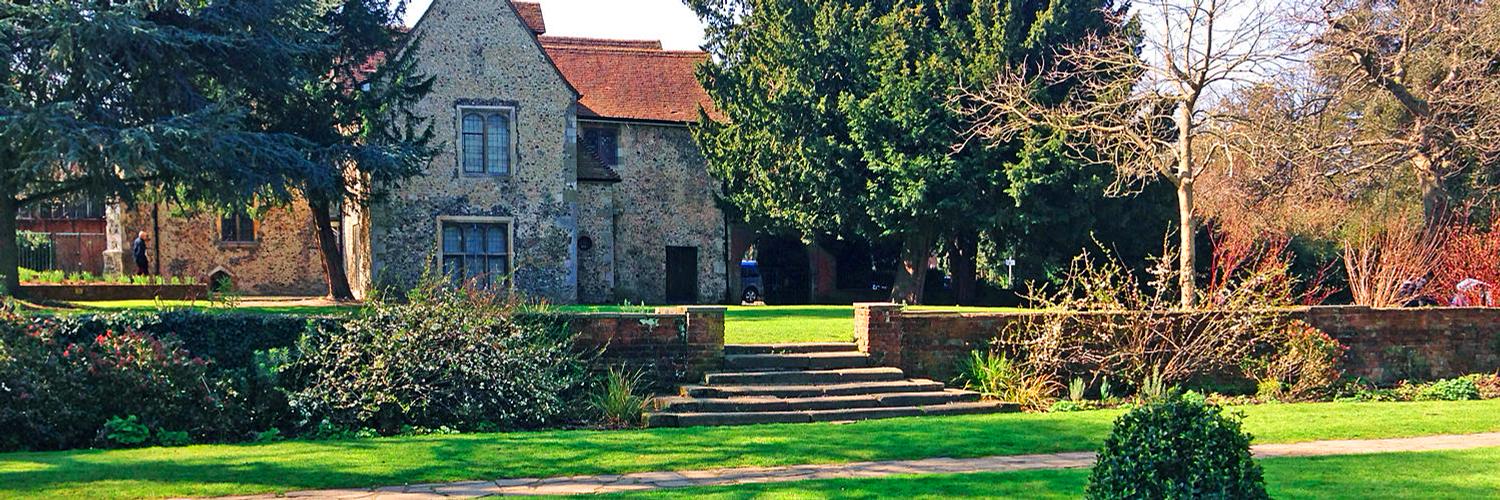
[1087, 398, 1267, 499]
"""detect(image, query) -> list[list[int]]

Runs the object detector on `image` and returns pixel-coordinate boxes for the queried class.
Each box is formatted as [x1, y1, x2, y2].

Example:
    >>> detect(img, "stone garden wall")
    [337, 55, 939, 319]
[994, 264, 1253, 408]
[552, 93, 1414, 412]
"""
[568, 305, 726, 387]
[854, 303, 1500, 384]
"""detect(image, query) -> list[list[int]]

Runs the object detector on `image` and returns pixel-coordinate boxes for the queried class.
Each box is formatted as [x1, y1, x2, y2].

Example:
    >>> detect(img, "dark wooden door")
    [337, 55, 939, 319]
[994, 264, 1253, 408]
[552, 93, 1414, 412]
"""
[665, 246, 699, 304]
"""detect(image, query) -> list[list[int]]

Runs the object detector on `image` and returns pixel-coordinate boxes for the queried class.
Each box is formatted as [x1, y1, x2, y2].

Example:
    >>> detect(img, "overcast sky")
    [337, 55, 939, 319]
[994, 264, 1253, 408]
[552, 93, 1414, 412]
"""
[403, 0, 710, 51]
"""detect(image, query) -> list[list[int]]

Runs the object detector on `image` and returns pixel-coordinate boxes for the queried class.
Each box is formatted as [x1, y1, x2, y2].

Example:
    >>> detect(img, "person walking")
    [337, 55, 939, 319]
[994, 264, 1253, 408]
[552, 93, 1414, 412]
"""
[131, 231, 151, 276]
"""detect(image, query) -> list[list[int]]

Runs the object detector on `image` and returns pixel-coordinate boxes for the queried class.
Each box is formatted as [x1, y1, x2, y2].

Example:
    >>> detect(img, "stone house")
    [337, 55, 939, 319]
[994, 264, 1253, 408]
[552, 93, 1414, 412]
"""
[104, 1, 730, 304]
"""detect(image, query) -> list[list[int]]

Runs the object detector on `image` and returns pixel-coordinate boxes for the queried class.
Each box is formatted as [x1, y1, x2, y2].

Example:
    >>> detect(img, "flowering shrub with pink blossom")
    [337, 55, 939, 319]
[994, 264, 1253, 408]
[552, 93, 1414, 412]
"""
[0, 316, 225, 450]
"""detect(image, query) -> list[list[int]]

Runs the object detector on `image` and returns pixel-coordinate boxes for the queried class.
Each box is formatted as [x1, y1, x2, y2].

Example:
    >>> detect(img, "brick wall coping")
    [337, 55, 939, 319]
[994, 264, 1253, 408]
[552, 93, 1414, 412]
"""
[874, 304, 1500, 318]
[555, 312, 683, 319]
[543, 306, 726, 320]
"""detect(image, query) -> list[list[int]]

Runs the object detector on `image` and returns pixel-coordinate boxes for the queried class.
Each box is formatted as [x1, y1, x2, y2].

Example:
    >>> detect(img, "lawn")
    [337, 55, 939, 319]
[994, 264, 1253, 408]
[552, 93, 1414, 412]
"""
[1, 400, 1496, 499]
[56, 301, 1025, 344]
[720, 305, 1027, 344]
[586, 447, 1500, 499]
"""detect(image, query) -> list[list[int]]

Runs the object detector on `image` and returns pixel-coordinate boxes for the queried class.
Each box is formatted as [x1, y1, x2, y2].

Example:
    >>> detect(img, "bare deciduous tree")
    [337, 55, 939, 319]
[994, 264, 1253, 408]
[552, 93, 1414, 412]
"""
[1306, 0, 1500, 224]
[960, 0, 1296, 308]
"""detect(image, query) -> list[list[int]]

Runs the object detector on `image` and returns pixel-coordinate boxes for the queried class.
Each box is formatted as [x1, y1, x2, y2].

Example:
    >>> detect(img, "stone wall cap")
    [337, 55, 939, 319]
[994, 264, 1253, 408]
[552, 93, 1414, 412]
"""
[853, 302, 903, 308]
[560, 312, 677, 319]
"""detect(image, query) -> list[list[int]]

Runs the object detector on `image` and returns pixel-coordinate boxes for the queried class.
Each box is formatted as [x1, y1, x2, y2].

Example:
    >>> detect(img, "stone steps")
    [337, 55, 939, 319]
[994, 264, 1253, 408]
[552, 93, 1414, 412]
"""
[680, 379, 947, 398]
[646, 343, 1018, 428]
[655, 389, 981, 413]
[645, 401, 1016, 427]
[704, 367, 906, 385]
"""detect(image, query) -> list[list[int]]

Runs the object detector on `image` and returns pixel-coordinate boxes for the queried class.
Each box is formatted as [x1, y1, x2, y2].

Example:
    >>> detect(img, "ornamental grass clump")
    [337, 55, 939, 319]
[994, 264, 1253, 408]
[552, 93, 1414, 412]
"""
[957, 350, 1058, 411]
[590, 366, 648, 428]
[1087, 398, 1267, 500]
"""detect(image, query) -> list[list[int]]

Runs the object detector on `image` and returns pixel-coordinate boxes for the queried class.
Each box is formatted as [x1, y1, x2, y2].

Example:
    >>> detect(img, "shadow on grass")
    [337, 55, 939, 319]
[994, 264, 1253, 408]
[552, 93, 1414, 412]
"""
[0, 412, 1115, 499]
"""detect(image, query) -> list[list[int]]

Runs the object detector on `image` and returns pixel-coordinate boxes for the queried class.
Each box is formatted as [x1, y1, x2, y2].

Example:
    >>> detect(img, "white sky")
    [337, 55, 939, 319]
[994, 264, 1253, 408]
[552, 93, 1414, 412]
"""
[403, 0, 709, 51]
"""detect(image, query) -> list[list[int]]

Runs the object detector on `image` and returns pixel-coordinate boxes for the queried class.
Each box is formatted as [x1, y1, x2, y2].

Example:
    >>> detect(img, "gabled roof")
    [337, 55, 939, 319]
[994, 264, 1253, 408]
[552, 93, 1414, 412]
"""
[540, 40, 722, 123]
[513, 2, 547, 34]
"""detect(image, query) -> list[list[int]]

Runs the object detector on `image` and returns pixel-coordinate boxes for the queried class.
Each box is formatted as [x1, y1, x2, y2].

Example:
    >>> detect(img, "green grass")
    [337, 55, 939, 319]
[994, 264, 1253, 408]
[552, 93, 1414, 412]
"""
[588, 447, 1500, 499]
[554, 304, 1025, 344]
[1, 400, 1496, 499]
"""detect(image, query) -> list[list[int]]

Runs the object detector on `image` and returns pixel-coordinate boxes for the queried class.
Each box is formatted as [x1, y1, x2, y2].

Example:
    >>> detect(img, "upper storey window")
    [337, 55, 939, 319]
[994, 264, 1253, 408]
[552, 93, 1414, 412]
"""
[459, 106, 514, 175]
[581, 126, 619, 166]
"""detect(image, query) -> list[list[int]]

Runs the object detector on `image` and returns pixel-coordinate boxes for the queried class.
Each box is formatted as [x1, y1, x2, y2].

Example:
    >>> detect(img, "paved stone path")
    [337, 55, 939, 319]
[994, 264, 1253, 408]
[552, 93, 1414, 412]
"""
[217, 432, 1500, 499]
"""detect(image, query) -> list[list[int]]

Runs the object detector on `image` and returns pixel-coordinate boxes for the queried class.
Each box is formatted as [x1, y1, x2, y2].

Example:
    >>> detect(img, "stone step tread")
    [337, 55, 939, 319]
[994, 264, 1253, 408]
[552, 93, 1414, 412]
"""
[704, 367, 906, 385]
[681, 379, 947, 398]
[653, 389, 979, 412]
[645, 401, 1018, 427]
[724, 343, 860, 355]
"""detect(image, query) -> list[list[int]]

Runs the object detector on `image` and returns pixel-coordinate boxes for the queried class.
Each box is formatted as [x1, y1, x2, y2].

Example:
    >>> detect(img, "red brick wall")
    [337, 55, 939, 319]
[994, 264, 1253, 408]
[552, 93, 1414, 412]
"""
[1302, 306, 1500, 383]
[569, 306, 725, 387]
[853, 304, 1500, 384]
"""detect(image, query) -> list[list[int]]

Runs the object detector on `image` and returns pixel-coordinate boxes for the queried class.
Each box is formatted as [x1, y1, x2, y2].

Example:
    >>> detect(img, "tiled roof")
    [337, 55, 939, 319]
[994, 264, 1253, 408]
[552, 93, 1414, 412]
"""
[513, 2, 546, 34]
[540, 41, 721, 123]
[538, 36, 662, 50]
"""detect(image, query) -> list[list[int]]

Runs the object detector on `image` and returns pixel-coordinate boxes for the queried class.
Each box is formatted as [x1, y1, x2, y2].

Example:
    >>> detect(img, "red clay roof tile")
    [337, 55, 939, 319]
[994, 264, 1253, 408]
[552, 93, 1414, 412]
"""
[513, 2, 546, 34]
[540, 41, 721, 123]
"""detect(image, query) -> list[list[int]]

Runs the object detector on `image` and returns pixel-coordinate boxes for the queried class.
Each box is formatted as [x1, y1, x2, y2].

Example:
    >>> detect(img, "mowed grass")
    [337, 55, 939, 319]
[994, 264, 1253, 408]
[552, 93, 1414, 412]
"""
[587, 447, 1500, 499]
[1, 401, 1497, 499]
[723, 304, 1027, 344]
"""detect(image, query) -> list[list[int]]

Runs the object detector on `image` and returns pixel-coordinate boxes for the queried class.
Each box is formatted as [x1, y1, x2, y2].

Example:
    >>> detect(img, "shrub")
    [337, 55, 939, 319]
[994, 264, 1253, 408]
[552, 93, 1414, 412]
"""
[155, 429, 191, 447]
[288, 282, 590, 434]
[33, 311, 319, 372]
[1415, 378, 1480, 401]
[958, 351, 1058, 411]
[590, 367, 647, 428]
[102, 416, 151, 447]
[1467, 373, 1500, 399]
[1244, 321, 1346, 402]
[1087, 398, 1267, 499]
[0, 318, 230, 450]
[1004, 250, 1295, 391]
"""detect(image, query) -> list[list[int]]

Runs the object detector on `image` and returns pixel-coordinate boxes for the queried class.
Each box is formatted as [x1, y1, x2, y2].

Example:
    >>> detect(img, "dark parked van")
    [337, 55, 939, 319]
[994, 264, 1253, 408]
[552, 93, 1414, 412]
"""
[739, 260, 763, 303]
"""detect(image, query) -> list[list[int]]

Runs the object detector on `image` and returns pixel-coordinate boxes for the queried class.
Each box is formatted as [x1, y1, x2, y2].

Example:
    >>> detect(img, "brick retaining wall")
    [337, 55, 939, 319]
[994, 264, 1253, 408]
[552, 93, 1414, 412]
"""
[854, 303, 1500, 384]
[569, 306, 725, 387]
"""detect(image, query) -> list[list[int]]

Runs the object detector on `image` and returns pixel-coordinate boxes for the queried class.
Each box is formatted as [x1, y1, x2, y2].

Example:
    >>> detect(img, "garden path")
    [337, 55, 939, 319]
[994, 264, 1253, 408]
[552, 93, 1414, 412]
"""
[215, 432, 1500, 498]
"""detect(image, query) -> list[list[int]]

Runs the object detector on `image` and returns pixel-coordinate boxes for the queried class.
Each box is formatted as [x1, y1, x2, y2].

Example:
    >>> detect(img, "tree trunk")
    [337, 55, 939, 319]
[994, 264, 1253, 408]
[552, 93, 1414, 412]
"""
[308, 197, 354, 301]
[1413, 154, 1447, 227]
[891, 228, 934, 304]
[948, 232, 978, 305]
[1177, 179, 1197, 309]
[0, 194, 18, 297]
[1175, 101, 1198, 309]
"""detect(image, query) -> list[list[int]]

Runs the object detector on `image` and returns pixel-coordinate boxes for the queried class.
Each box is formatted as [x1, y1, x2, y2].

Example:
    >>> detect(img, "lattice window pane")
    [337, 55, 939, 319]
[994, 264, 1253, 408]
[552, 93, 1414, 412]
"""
[487, 114, 509, 175]
[462, 114, 484, 173]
